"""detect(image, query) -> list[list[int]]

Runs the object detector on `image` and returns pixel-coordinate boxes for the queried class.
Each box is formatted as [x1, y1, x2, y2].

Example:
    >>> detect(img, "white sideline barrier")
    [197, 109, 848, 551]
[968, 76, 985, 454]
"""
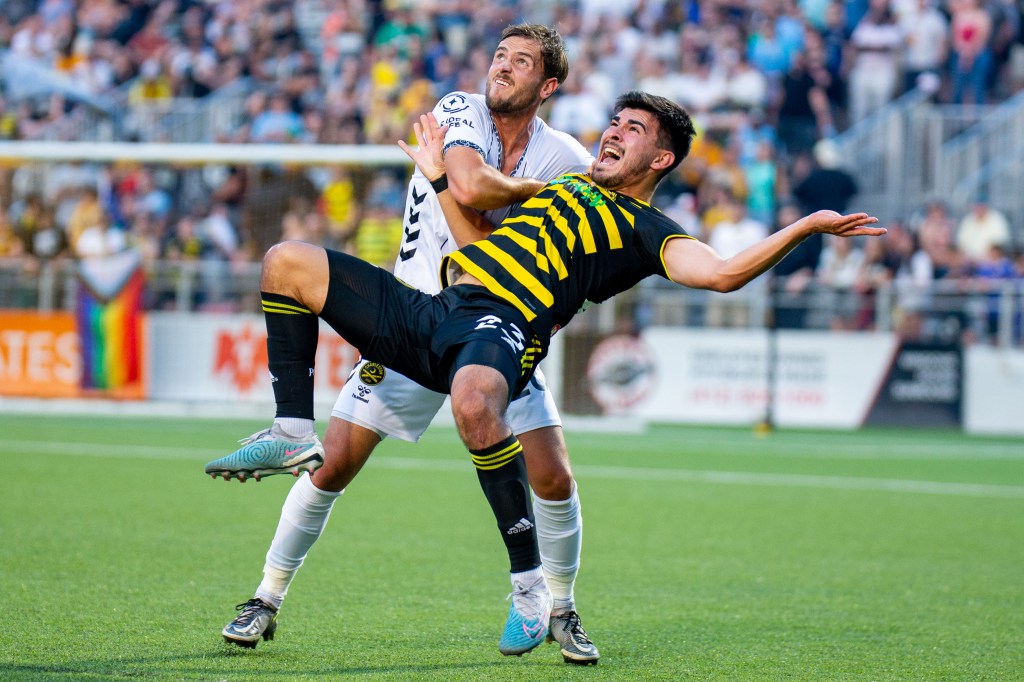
[5, 309, 1024, 437]
[964, 346, 1024, 436]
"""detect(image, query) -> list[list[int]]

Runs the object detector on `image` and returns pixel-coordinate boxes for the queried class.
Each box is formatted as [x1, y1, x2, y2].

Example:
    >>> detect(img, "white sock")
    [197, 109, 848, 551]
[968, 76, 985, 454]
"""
[274, 417, 315, 439]
[511, 565, 546, 587]
[533, 482, 582, 614]
[255, 473, 342, 606]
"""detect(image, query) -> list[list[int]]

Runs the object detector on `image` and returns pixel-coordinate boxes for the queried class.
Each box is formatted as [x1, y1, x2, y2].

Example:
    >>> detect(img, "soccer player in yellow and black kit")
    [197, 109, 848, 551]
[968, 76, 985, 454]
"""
[209, 90, 884, 656]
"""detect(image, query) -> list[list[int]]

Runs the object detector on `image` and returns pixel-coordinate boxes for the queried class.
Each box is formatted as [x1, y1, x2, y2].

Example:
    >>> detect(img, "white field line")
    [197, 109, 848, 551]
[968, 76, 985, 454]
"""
[10, 440, 1024, 499]
[571, 432, 1024, 460]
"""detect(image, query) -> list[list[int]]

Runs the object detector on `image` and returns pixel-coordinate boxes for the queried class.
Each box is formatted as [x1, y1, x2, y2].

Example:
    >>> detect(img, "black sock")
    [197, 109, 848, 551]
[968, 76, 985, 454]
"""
[471, 435, 540, 573]
[262, 292, 318, 420]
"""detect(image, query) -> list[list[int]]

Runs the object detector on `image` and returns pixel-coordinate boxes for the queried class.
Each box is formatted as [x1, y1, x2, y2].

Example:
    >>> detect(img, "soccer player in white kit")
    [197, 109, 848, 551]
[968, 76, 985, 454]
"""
[206, 25, 600, 663]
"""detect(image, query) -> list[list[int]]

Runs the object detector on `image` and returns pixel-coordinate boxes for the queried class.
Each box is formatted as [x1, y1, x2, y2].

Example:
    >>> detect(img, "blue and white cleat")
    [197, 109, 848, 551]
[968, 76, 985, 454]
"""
[498, 572, 553, 656]
[204, 424, 324, 482]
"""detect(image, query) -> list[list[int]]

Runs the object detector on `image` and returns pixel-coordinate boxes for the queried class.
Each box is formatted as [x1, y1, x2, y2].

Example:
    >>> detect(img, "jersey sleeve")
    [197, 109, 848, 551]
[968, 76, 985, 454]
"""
[634, 208, 694, 278]
[432, 92, 489, 160]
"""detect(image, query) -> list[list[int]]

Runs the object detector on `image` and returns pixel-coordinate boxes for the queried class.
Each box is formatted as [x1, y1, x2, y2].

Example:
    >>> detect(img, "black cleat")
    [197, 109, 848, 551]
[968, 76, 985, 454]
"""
[221, 598, 279, 648]
[547, 610, 600, 665]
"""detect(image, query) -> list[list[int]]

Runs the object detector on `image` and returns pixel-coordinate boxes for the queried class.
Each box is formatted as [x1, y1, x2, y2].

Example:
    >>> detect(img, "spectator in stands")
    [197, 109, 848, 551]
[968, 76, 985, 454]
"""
[0, 207, 25, 258]
[817, 233, 866, 329]
[548, 70, 612, 144]
[847, 0, 904, 124]
[128, 59, 173, 107]
[853, 235, 895, 329]
[705, 194, 769, 327]
[776, 47, 837, 157]
[319, 167, 359, 251]
[65, 186, 106, 254]
[250, 92, 305, 143]
[898, 0, 949, 93]
[772, 201, 820, 328]
[971, 243, 1017, 343]
[744, 139, 780, 227]
[353, 200, 402, 271]
[912, 200, 961, 278]
[986, 0, 1021, 99]
[955, 196, 1012, 266]
[887, 222, 935, 339]
[949, 0, 993, 105]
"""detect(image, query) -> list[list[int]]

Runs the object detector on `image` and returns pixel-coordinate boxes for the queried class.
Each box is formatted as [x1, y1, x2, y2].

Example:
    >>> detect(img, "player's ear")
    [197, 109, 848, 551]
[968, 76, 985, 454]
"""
[650, 150, 675, 173]
[539, 77, 560, 102]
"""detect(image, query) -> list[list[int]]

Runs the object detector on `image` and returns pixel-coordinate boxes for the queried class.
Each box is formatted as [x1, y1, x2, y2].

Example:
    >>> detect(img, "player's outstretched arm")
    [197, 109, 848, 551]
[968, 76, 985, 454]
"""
[399, 114, 492, 247]
[665, 210, 885, 293]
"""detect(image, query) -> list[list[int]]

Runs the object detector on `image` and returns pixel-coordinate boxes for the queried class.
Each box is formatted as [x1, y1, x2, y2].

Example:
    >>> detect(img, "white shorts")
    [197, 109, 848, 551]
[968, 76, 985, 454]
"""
[331, 360, 561, 443]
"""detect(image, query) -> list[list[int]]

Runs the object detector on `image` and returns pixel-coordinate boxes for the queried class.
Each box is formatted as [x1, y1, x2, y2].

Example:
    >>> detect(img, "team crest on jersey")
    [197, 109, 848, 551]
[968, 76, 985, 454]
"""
[359, 362, 386, 386]
[441, 94, 469, 113]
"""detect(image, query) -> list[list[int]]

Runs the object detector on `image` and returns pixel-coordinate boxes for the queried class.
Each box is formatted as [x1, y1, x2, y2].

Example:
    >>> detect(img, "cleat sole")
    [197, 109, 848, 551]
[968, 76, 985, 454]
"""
[205, 455, 325, 483]
[223, 636, 258, 649]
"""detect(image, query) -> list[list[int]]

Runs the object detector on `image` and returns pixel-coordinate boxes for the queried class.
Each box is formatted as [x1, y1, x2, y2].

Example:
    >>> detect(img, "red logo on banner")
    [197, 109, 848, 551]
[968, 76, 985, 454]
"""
[214, 323, 268, 393]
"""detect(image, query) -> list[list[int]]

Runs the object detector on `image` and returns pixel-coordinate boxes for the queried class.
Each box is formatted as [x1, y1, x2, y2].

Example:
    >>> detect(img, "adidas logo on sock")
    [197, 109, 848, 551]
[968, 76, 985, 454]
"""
[506, 518, 535, 535]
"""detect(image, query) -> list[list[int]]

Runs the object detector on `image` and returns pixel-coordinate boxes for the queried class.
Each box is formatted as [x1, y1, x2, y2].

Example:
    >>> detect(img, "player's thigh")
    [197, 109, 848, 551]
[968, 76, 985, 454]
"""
[331, 359, 448, 443]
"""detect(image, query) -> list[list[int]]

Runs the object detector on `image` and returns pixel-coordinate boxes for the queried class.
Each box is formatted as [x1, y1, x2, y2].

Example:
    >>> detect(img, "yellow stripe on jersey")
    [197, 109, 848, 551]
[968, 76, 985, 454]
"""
[477, 240, 554, 308]
[493, 226, 551, 274]
[544, 203, 577, 253]
[262, 299, 313, 315]
[595, 201, 622, 249]
[536, 223, 568, 279]
[447, 252, 537, 322]
[612, 200, 636, 229]
[471, 440, 523, 471]
[554, 186, 596, 253]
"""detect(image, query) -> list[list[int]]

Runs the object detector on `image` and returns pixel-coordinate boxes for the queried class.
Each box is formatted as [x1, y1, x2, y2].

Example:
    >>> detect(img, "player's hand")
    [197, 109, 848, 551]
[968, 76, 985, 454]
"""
[805, 210, 886, 237]
[398, 113, 447, 182]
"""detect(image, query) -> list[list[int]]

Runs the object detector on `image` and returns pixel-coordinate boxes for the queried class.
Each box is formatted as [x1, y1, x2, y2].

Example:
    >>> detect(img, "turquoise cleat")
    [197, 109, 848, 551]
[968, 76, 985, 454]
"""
[498, 573, 553, 656]
[204, 425, 324, 482]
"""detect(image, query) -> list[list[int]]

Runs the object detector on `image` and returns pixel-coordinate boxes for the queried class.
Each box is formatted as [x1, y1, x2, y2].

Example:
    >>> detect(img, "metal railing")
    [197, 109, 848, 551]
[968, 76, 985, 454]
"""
[834, 89, 1024, 235]
[3, 258, 1020, 348]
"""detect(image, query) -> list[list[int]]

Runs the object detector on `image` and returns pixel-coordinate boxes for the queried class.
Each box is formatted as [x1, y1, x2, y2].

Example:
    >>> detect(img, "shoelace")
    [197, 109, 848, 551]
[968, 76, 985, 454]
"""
[507, 576, 547, 622]
[233, 598, 272, 624]
[238, 428, 273, 445]
[557, 611, 594, 645]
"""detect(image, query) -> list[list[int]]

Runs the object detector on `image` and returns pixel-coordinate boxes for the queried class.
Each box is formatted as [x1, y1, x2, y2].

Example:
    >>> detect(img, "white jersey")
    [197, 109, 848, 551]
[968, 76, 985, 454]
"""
[393, 91, 593, 295]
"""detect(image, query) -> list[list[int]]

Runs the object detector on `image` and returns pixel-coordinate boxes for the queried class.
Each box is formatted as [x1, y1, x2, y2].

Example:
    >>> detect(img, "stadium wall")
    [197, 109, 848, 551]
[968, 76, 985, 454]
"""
[1, 310, 1022, 436]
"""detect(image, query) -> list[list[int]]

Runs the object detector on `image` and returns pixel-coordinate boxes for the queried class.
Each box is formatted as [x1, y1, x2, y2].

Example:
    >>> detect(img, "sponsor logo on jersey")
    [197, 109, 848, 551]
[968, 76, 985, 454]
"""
[359, 362, 386, 386]
[441, 94, 469, 113]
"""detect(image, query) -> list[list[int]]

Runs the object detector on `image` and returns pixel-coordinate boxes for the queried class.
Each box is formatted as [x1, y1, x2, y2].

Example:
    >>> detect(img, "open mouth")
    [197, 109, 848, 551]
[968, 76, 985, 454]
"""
[598, 146, 622, 165]
[492, 77, 512, 89]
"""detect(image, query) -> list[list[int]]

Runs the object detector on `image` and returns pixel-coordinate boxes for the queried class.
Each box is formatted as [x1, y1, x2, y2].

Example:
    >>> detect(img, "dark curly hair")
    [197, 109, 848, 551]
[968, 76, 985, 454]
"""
[613, 91, 697, 180]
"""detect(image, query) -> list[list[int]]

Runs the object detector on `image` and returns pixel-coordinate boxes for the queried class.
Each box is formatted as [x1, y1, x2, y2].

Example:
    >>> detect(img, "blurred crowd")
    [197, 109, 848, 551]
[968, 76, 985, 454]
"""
[1, 0, 1023, 342]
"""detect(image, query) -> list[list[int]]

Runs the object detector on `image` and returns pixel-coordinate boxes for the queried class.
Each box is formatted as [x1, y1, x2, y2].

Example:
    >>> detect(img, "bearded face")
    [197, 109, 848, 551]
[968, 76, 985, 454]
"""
[484, 36, 549, 115]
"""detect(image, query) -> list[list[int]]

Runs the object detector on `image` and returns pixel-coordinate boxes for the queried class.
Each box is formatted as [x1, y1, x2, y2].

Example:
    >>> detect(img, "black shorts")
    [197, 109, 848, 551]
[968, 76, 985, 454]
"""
[320, 249, 541, 397]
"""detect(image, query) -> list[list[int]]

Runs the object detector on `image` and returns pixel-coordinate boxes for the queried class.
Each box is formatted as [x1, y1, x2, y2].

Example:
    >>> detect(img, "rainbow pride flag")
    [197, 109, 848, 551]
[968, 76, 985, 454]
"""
[75, 251, 144, 392]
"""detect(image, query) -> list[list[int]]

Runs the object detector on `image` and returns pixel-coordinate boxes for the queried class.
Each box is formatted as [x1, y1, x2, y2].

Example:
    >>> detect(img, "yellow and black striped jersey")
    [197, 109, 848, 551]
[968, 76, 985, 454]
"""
[441, 172, 694, 344]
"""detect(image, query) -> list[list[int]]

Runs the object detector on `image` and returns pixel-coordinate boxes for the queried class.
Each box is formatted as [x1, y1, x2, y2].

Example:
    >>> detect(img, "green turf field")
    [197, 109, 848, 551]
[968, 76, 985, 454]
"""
[2, 413, 1022, 681]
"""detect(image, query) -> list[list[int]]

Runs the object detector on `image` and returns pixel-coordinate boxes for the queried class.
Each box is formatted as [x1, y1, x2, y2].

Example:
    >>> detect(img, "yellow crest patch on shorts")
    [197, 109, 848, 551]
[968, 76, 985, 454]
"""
[359, 362, 386, 386]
